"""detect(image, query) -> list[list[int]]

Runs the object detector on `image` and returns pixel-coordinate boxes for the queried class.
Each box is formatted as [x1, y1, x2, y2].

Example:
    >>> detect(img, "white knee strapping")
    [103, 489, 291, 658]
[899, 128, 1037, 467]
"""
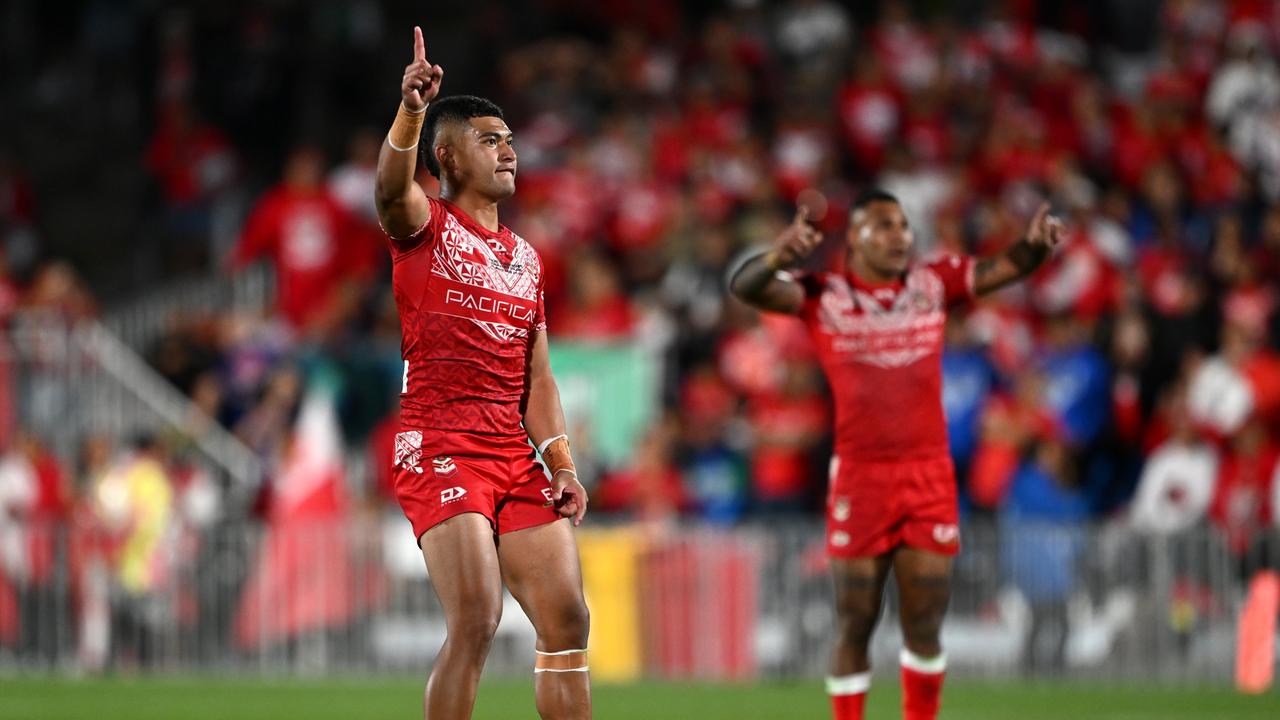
[534, 648, 589, 673]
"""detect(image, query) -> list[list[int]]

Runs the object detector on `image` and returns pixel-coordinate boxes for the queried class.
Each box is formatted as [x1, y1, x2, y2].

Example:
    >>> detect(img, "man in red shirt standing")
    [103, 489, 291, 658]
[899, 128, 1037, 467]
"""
[232, 145, 378, 334]
[730, 190, 1062, 720]
[374, 27, 590, 720]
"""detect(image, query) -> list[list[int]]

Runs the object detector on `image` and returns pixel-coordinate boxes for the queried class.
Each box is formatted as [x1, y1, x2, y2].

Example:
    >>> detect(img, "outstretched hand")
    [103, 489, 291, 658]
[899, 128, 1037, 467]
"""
[765, 206, 824, 271]
[402, 26, 443, 111]
[1024, 202, 1065, 249]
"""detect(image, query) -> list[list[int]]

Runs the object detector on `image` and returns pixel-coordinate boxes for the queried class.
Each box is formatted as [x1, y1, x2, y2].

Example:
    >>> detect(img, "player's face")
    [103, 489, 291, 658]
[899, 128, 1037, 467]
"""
[849, 200, 913, 277]
[453, 116, 517, 200]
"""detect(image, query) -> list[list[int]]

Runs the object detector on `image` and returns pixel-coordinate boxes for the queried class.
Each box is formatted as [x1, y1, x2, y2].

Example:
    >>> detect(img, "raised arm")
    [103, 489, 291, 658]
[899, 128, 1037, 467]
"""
[728, 206, 823, 315]
[972, 202, 1064, 296]
[523, 330, 588, 526]
[374, 26, 443, 239]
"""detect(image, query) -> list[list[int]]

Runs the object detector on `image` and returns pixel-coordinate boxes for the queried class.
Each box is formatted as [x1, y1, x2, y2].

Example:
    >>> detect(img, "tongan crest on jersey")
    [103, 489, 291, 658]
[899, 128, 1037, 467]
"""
[388, 197, 547, 436]
[799, 255, 975, 462]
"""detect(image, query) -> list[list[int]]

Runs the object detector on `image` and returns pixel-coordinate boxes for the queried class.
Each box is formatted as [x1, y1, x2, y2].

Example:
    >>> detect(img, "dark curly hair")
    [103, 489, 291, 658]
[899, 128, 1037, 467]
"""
[419, 95, 505, 178]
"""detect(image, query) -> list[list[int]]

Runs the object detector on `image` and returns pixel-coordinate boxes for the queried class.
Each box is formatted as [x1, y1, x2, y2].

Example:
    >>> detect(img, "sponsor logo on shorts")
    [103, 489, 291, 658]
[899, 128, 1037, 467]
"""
[440, 486, 468, 505]
[432, 456, 457, 477]
[932, 523, 959, 545]
[832, 497, 851, 522]
[394, 431, 424, 474]
[541, 488, 555, 508]
[830, 531, 851, 548]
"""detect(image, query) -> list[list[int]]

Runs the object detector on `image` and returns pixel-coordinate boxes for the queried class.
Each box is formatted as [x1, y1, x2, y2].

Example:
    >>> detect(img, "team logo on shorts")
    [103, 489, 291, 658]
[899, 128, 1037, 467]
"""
[830, 531, 851, 548]
[440, 486, 467, 505]
[932, 524, 959, 545]
[541, 488, 555, 508]
[832, 497, 851, 522]
[394, 431, 424, 474]
[432, 457, 458, 477]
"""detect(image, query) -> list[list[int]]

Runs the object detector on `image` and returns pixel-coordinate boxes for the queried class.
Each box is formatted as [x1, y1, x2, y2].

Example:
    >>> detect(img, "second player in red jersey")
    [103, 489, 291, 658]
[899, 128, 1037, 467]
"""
[796, 250, 976, 559]
[731, 189, 1062, 720]
[374, 26, 591, 720]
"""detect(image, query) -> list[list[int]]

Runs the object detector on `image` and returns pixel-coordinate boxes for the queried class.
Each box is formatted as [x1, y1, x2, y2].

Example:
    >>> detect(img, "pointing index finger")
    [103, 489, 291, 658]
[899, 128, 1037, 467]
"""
[1031, 202, 1050, 228]
[414, 26, 425, 62]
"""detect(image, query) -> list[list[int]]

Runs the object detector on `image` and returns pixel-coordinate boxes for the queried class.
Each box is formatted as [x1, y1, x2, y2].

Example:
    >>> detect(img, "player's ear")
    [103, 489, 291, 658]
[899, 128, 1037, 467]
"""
[435, 144, 453, 174]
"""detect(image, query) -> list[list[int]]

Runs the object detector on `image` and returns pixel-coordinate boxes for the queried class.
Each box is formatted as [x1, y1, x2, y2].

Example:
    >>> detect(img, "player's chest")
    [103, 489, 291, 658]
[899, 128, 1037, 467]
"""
[431, 223, 541, 299]
[811, 274, 946, 367]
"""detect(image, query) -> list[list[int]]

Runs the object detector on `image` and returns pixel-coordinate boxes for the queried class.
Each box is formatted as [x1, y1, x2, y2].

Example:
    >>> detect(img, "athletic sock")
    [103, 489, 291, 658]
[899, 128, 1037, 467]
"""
[900, 649, 946, 720]
[826, 672, 869, 720]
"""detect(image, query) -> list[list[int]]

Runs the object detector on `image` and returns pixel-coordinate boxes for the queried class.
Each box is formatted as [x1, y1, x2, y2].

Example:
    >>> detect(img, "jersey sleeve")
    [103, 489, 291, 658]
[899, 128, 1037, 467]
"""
[534, 282, 548, 333]
[924, 254, 976, 307]
[383, 196, 443, 259]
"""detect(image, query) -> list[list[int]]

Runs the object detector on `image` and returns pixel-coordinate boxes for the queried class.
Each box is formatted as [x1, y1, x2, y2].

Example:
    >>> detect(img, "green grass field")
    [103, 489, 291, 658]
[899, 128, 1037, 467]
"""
[2, 677, 1274, 719]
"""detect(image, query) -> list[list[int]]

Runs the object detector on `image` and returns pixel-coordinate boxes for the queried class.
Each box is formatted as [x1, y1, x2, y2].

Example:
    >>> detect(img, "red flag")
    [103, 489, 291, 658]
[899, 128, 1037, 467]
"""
[0, 570, 15, 644]
[234, 389, 357, 649]
[1236, 570, 1279, 693]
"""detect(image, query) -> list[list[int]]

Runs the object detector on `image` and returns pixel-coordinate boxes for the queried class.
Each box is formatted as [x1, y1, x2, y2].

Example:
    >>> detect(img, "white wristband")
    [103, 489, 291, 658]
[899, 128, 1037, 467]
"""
[386, 135, 418, 152]
[537, 434, 568, 455]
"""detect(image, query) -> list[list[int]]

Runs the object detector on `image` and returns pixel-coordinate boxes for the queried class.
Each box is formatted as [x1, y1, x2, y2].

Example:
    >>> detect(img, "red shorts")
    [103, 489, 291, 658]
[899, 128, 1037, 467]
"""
[392, 428, 559, 542]
[825, 455, 960, 558]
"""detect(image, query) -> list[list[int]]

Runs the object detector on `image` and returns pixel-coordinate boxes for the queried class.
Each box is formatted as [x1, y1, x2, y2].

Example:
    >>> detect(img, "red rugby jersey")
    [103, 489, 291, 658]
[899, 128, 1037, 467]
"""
[795, 254, 975, 463]
[388, 197, 545, 437]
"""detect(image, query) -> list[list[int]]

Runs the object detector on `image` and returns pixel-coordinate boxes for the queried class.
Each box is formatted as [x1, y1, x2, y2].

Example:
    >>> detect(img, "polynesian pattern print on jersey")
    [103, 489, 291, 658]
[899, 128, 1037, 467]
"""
[426, 208, 544, 342]
[814, 265, 949, 370]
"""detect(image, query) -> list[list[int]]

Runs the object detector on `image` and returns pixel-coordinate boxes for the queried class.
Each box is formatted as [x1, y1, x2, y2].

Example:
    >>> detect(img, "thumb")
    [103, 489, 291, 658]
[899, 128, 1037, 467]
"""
[793, 205, 809, 226]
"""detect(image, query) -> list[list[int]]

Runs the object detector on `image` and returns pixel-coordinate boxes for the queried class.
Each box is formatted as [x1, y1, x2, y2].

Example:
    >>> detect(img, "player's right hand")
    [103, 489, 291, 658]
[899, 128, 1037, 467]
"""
[402, 26, 443, 111]
[765, 206, 823, 271]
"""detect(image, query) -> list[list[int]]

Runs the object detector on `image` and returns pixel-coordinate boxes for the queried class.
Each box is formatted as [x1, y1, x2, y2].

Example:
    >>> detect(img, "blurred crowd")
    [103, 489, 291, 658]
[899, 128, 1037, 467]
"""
[4, 1, 1280, 663]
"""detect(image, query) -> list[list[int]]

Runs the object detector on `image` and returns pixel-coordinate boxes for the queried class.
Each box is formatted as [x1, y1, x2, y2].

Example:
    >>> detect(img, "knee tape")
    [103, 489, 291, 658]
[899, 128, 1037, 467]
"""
[534, 648, 588, 673]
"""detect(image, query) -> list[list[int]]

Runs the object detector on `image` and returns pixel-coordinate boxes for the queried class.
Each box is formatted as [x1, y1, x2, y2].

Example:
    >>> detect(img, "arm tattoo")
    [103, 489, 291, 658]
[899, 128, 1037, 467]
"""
[974, 256, 998, 284]
[1006, 237, 1050, 273]
[974, 239, 1049, 295]
[728, 250, 779, 303]
[729, 248, 807, 313]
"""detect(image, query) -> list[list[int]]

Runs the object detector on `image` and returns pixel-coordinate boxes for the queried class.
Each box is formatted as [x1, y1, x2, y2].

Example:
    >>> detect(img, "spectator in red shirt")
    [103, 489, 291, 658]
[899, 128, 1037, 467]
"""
[747, 357, 828, 513]
[836, 50, 901, 176]
[230, 146, 378, 335]
[553, 250, 637, 341]
[145, 103, 238, 211]
[595, 415, 689, 529]
[1209, 419, 1278, 574]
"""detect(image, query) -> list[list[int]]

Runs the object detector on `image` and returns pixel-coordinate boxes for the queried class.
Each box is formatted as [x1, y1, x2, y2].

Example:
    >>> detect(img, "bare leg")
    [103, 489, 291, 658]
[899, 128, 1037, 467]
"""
[892, 547, 952, 657]
[420, 513, 504, 720]
[830, 554, 894, 675]
[893, 547, 952, 720]
[498, 519, 591, 720]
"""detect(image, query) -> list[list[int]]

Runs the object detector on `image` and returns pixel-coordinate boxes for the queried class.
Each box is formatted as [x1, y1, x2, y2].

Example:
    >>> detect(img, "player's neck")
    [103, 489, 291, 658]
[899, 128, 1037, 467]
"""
[441, 188, 501, 232]
[848, 256, 901, 286]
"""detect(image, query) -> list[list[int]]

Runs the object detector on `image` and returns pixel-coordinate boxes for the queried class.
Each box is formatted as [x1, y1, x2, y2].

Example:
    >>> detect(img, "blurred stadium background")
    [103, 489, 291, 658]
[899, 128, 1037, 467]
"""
[2, 0, 1280, 717]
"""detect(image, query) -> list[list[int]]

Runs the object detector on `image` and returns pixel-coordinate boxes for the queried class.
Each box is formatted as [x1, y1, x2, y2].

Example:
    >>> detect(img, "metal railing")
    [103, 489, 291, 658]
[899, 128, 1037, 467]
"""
[0, 515, 1261, 684]
[4, 315, 261, 491]
[102, 263, 274, 352]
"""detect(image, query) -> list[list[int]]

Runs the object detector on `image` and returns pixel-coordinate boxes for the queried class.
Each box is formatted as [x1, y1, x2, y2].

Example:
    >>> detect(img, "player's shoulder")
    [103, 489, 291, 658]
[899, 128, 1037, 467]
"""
[915, 251, 971, 273]
[382, 196, 444, 254]
[786, 268, 840, 299]
[912, 251, 976, 304]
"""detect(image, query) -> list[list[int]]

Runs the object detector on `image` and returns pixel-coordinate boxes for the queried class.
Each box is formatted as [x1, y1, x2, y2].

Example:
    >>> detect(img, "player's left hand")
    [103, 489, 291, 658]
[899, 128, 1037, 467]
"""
[551, 471, 589, 526]
[402, 25, 443, 112]
[1025, 202, 1066, 249]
